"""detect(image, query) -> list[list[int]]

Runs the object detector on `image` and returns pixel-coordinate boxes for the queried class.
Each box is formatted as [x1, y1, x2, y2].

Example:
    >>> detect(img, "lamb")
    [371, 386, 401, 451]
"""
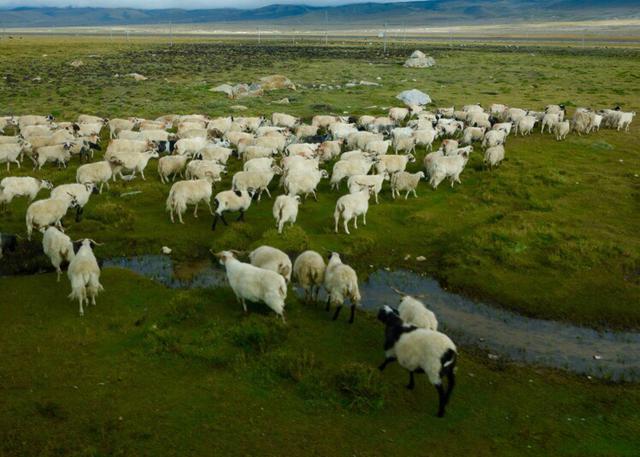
[157, 155, 189, 184]
[166, 179, 213, 224]
[377, 306, 457, 417]
[516, 115, 537, 136]
[110, 150, 159, 180]
[391, 171, 425, 199]
[293, 250, 326, 303]
[389, 107, 410, 123]
[347, 173, 387, 204]
[25, 195, 80, 240]
[211, 189, 254, 230]
[249, 245, 292, 283]
[397, 295, 438, 330]
[554, 120, 570, 141]
[185, 160, 226, 183]
[483, 145, 505, 169]
[232, 169, 277, 201]
[330, 159, 373, 190]
[284, 168, 328, 200]
[482, 129, 507, 149]
[0, 142, 30, 171]
[324, 252, 361, 323]
[0, 176, 53, 204]
[33, 143, 73, 169]
[76, 160, 120, 193]
[375, 154, 416, 175]
[67, 239, 103, 316]
[334, 188, 373, 234]
[50, 183, 97, 221]
[429, 150, 470, 189]
[272, 194, 301, 234]
[272, 112, 298, 129]
[393, 136, 416, 155]
[42, 226, 75, 281]
[214, 250, 287, 321]
[0, 232, 18, 260]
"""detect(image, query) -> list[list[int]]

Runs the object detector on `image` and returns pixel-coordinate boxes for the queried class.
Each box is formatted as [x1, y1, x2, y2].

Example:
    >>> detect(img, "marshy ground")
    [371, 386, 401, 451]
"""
[1, 36, 639, 456]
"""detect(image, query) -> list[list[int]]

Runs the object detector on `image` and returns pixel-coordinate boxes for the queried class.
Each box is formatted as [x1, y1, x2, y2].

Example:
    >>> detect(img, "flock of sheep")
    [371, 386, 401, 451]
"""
[0, 102, 634, 416]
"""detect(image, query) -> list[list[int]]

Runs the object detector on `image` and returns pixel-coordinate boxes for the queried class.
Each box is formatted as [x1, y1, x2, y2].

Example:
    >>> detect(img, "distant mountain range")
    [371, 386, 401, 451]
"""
[1, 1, 639, 28]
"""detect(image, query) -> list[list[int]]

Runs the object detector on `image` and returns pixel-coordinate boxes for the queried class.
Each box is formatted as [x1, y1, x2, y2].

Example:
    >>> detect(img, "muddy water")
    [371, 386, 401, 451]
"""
[104, 256, 640, 381]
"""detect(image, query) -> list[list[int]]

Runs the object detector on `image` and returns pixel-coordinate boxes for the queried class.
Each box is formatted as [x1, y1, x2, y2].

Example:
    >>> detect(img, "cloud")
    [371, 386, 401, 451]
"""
[0, 0, 404, 9]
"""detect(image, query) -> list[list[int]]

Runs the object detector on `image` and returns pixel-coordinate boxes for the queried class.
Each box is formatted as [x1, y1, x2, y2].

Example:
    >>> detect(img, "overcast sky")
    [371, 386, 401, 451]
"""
[1, 0, 402, 9]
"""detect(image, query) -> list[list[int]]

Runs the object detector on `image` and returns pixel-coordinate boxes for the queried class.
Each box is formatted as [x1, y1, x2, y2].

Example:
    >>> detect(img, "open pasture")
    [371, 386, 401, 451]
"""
[1, 37, 639, 456]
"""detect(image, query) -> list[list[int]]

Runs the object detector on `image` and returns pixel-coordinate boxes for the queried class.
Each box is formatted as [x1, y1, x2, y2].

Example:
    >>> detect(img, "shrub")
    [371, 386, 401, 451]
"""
[332, 362, 386, 411]
[229, 317, 288, 354]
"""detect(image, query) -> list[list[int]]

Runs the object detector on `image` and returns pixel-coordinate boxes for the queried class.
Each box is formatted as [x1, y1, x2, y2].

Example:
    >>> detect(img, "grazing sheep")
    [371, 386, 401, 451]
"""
[199, 145, 233, 164]
[398, 296, 438, 330]
[0, 232, 18, 260]
[25, 195, 80, 240]
[272, 112, 298, 129]
[554, 120, 571, 141]
[67, 239, 103, 316]
[482, 129, 507, 149]
[50, 183, 97, 221]
[284, 168, 328, 200]
[105, 139, 155, 159]
[389, 107, 410, 123]
[429, 150, 470, 189]
[295, 124, 319, 139]
[211, 189, 254, 230]
[215, 250, 287, 321]
[516, 115, 537, 136]
[0, 176, 52, 204]
[232, 169, 277, 201]
[441, 139, 459, 155]
[317, 139, 344, 162]
[76, 160, 120, 193]
[375, 154, 416, 176]
[175, 137, 209, 157]
[272, 194, 301, 234]
[42, 226, 75, 281]
[413, 129, 437, 151]
[330, 159, 373, 190]
[393, 136, 416, 155]
[334, 188, 373, 234]
[244, 157, 274, 173]
[492, 122, 513, 136]
[423, 149, 444, 178]
[616, 111, 636, 131]
[364, 140, 391, 156]
[166, 179, 213, 224]
[572, 109, 594, 135]
[0, 142, 30, 171]
[249, 245, 292, 283]
[347, 173, 387, 204]
[391, 171, 425, 199]
[483, 145, 505, 169]
[324, 252, 361, 323]
[293, 250, 326, 303]
[157, 155, 189, 183]
[461, 127, 485, 145]
[377, 306, 457, 417]
[108, 118, 138, 138]
[541, 112, 560, 134]
[110, 150, 159, 180]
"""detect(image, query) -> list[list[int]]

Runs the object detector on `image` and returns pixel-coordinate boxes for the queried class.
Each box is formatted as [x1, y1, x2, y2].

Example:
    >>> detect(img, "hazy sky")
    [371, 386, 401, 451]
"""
[1, 0, 403, 8]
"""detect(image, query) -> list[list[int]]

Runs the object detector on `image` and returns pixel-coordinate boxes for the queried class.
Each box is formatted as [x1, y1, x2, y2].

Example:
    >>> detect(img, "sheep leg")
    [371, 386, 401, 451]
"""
[362, 212, 367, 226]
[412, 189, 418, 198]
[56, 268, 62, 282]
[178, 211, 184, 224]
[405, 190, 410, 200]
[343, 219, 350, 235]
[374, 192, 379, 204]
[312, 191, 318, 201]
[331, 305, 342, 321]
[264, 187, 272, 198]
[193, 203, 199, 218]
[236, 210, 245, 222]
[353, 216, 358, 229]
[241, 298, 248, 313]
[169, 207, 175, 224]
[325, 298, 331, 312]
[348, 304, 356, 324]
[378, 356, 396, 371]
[436, 383, 447, 418]
[407, 372, 416, 390]
[444, 370, 456, 405]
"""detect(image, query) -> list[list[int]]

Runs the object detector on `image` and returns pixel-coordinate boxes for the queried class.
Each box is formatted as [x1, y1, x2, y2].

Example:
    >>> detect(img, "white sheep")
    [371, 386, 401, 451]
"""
[214, 250, 287, 321]
[108, 118, 138, 138]
[482, 129, 507, 149]
[554, 120, 570, 141]
[492, 122, 513, 136]
[199, 145, 234, 164]
[211, 189, 254, 230]
[272, 113, 298, 129]
[389, 107, 410, 123]
[330, 159, 373, 190]
[232, 169, 277, 201]
[398, 295, 438, 330]
[317, 139, 343, 162]
[76, 160, 120, 193]
[391, 171, 425, 199]
[67, 239, 103, 316]
[293, 250, 326, 303]
[334, 188, 373, 234]
[0, 135, 21, 144]
[42, 226, 75, 281]
[541, 112, 560, 134]
[0, 176, 52, 204]
[110, 150, 159, 180]
[284, 168, 328, 200]
[25, 195, 80, 240]
[295, 124, 319, 139]
[286, 143, 319, 158]
[244, 157, 274, 173]
[166, 179, 213, 224]
[429, 150, 470, 189]
[0, 142, 29, 171]
[393, 136, 416, 155]
[175, 137, 209, 157]
[272, 194, 301, 234]
[375, 154, 416, 175]
[249, 245, 292, 283]
[324, 252, 361, 323]
[364, 140, 391, 156]
[158, 155, 189, 184]
[50, 183, 96, 220]
[377, 306, 457, 417]
[413, 129, 437, 151]
[185, 160, 226, 184]
[347, 173, 387, 204]
[105, 139, 155, 159]
[423, 149, 444, 178]
[461, 127, 485, 145]
[483, 145, 505, 169]
[617, 111, 636, 131]
[516, 115, 537, 136]
[441, 139, 459, 155]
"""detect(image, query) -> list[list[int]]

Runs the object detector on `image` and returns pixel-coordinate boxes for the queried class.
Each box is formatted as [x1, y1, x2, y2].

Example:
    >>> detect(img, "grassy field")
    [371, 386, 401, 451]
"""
[1, 36, 640, 456]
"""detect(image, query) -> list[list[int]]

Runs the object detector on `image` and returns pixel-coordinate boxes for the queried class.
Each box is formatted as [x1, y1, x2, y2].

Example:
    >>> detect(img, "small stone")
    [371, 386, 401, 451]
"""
[416, 256, 426, 262]
[161, 246, 172, 255]
[593, 355, 602, 360]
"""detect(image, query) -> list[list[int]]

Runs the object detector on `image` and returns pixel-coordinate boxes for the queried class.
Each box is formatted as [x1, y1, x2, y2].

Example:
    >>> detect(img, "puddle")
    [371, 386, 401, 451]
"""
[104, 256, 640, 381]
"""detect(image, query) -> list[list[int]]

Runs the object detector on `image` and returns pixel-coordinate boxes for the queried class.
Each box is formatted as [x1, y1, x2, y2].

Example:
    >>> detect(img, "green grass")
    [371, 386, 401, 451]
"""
[0, 36, 639, 456]
[1, 269, 639, 456]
